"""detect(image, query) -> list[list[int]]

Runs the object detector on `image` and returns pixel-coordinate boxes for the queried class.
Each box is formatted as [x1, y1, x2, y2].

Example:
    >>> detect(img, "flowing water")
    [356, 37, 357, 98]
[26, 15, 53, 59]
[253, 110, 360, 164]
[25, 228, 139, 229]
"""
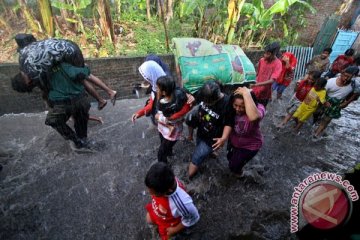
[0, 91, 359, 239]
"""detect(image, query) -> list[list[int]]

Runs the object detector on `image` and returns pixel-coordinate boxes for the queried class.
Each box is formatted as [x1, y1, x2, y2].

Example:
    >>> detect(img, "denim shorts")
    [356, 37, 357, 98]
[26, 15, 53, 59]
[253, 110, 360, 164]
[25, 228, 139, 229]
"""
[272, 82, 287, 94]
[191, 137, 213, 166]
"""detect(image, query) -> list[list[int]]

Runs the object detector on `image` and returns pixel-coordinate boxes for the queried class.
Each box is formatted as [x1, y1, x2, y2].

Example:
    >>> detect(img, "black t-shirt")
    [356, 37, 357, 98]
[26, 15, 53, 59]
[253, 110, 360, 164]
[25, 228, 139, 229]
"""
[196, 94, 235, 145]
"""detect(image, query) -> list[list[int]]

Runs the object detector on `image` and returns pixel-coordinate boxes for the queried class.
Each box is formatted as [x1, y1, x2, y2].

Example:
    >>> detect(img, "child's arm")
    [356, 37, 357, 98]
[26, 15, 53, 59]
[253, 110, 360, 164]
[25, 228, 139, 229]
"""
[132, 97, 154, 122]
[166, 222, 186, 237]
[167, 200, 200, 237]
[167, 103, 192, 121]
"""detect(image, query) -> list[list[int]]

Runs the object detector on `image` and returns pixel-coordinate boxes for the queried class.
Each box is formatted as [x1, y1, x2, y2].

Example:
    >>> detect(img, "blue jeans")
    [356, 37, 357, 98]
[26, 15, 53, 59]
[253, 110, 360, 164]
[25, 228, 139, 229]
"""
[272, 82, 287, 94]
[191, 137, 213, 166]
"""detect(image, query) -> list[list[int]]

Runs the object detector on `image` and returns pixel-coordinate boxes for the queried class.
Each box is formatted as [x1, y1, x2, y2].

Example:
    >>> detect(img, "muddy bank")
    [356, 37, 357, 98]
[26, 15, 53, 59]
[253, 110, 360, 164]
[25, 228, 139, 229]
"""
[0, 93, 359, 239]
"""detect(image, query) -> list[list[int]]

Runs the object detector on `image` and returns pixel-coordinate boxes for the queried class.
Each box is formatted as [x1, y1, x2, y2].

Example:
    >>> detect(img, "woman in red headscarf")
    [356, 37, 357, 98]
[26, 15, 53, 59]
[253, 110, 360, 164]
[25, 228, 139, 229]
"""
[272, 52, 297, 99]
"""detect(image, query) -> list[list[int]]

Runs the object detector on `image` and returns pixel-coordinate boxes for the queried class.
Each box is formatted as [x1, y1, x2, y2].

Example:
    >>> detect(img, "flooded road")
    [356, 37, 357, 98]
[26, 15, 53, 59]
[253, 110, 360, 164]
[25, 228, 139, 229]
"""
[0, 92, 359, 239]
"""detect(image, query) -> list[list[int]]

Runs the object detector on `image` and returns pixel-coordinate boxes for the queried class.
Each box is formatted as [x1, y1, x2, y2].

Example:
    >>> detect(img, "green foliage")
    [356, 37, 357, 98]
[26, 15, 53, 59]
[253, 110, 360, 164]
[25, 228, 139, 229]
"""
[120, 0, 147, 21]
[5, 0, 316, 58]
[133, 21, 168, 55]
[175, 0, 228, 40]
[51, 0, 92, 23]
[238, 0, 316, 48]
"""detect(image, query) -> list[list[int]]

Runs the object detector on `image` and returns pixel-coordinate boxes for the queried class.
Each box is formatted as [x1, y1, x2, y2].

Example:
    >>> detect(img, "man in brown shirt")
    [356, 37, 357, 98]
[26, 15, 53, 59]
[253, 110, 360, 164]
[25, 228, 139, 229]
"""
[306, 48, 332, 74]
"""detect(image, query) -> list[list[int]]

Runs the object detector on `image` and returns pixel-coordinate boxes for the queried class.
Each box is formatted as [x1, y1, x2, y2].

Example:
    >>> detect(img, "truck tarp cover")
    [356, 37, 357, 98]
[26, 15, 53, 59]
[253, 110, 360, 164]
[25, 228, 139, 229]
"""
[172, 37, 256, 93]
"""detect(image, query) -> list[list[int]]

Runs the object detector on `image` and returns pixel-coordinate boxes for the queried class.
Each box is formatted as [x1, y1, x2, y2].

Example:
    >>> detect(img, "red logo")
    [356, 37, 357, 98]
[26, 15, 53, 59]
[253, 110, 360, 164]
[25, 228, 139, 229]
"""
[301, 182, 351, 229]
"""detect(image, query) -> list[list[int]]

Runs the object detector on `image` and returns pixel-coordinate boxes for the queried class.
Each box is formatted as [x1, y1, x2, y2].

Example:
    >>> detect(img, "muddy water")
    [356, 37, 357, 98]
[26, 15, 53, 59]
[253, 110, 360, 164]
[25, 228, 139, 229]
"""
[0, 93, 359, 239]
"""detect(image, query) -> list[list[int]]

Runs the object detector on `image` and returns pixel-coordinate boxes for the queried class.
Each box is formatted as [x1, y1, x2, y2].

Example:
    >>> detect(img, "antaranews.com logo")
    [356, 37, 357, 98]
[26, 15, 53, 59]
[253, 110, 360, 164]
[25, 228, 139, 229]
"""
[290, 172, 358, 233]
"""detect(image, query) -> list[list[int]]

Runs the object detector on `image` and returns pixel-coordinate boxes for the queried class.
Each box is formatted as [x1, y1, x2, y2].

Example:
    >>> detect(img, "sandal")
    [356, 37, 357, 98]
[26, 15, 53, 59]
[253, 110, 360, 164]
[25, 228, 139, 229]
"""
[98, 100, 107, 110]
[110, 91, 117, 106]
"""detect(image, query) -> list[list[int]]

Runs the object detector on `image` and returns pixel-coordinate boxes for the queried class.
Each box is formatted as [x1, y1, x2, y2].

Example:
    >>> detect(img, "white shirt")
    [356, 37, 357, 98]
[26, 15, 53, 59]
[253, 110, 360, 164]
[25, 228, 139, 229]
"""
[168, 181, 200, 227]
[325, 77, 353, 100]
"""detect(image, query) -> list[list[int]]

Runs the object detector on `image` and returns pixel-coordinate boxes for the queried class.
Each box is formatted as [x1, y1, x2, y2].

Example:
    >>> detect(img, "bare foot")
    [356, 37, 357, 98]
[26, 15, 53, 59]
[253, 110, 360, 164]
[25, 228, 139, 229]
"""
[89, 116, 104, 124]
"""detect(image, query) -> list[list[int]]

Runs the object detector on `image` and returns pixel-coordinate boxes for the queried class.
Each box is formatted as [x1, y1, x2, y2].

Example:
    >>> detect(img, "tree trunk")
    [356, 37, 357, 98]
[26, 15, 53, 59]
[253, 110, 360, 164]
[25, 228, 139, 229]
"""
[165, 0, 173, 24]
[59, 0, 75, 31]
[69, 0, 85, 34]
[18, 0, 42, 33]
[159, 0, 169, 51]
[97, 0, 115, 44]
[38, 0, 54, 37]
[115, 0, 121, 21]
[157, 0, 162, 17]
[146, 0, 151, 20]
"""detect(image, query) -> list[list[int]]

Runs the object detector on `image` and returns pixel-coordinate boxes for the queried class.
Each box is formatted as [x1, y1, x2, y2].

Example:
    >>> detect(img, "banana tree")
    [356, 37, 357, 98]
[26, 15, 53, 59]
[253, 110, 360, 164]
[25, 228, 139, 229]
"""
[51, 0, 92, 34]
[18, 0, 42, 33]
[239, 0, 316, 47]
[38, 0, 54, 37]
[224, 0, 245, 44]
[177, 0, 227, 40]
[97, 0, 115, 44]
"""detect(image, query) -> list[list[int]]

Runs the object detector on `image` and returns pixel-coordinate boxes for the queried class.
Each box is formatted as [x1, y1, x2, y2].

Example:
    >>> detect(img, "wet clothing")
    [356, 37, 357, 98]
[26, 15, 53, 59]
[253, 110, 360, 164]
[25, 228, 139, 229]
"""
[227, 147, 259, 174]
[19, 39, 84, 89]
[252, 57, 282, 101]
[293, 88, 326, 122]
[186, 95, 235, 166]
[45, 63, 91, 146]
[272, 82, 287, 94]
[229, 104, 265, 151]
[275, 52, 297, 87]
[227, 104, 265, 174]
[306, 55, 330, 73]
[187, 95, 235, 147]
[295, 79, 314, 102]
[323, 97, 343, 119]
[145, 179, 200, 240]
[286, 79, 314, 114]
[48, 63, 90, 101]
[156, 88, 192, 163]
[325, 77, 353, 100]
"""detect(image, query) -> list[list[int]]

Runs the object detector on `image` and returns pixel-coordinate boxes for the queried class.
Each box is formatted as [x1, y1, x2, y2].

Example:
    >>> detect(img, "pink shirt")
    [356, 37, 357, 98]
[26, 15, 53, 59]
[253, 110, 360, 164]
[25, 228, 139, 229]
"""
[229, 104, 265, 150]
[253, 58, 282, 100]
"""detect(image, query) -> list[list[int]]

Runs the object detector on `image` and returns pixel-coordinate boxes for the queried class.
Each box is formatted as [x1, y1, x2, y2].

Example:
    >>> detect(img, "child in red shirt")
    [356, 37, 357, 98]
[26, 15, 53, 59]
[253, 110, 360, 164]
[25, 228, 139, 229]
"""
[145, 162, 200, 240]
[278, 70, 321, 127]
[272, 52, 297, 99]
[324, 48, 354, 79]
[251, 42, 282, 107]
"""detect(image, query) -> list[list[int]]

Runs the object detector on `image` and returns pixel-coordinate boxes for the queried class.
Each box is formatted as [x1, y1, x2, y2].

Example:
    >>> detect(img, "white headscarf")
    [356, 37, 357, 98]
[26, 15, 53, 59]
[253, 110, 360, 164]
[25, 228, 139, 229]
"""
[139, 60, 166, 92]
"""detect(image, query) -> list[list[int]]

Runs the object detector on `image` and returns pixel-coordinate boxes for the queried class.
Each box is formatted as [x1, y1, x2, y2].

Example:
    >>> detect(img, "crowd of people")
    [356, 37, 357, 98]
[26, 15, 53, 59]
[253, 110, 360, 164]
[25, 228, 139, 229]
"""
[10, 34, 360, 239]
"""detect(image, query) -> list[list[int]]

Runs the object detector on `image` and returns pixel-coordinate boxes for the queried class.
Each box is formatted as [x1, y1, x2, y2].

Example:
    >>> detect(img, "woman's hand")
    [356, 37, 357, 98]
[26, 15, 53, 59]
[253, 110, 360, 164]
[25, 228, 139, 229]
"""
[186, 93, 195, 105]
[234, 86, 251, 96]
[131, 113, 139, 123]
